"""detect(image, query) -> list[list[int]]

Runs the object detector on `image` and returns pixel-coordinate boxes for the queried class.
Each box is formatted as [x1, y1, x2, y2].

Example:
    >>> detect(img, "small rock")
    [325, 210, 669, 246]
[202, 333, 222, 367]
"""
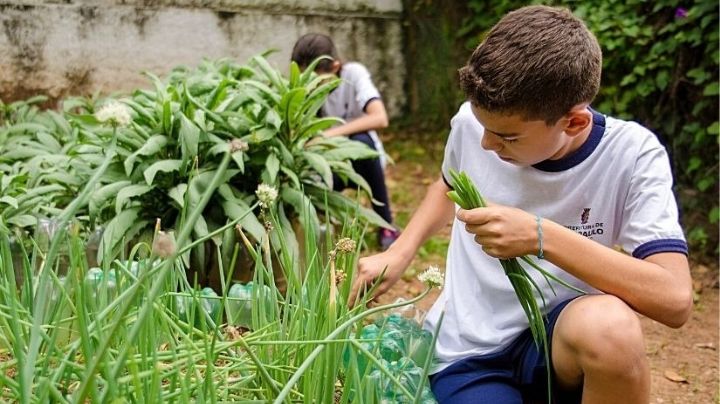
[663, 369, 689, 383]
[693, 342, 716, 350]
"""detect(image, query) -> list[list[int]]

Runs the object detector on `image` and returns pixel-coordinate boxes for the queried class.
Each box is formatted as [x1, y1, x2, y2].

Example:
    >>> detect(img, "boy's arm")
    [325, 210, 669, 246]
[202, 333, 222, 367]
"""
[324, 99, 388, 137]
[456, 206, 693, 328]
[543, 220, 691, 327]
[348, 177, 455, 305]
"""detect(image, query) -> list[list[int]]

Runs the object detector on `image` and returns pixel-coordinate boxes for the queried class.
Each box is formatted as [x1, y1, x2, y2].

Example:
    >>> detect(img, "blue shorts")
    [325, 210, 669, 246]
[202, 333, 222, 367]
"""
[429, 298, 582, 404]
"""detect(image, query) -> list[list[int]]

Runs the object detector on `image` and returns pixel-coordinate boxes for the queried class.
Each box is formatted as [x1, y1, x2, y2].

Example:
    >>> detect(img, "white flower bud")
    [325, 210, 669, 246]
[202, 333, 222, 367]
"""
[256, 184, 278, 208]
[418, 265, 444, 289]
[95, 101, 132, 127]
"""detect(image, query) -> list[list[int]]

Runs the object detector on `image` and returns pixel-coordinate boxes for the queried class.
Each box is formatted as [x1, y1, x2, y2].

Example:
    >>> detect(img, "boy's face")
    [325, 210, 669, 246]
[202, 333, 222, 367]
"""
[470, 104, 586, 167]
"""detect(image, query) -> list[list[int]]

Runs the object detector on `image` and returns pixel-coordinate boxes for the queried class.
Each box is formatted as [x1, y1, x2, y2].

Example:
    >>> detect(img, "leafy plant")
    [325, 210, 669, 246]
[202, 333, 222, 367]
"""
[0, 97, 84, 233]
[84, 57, 389, 265]
[1, 56, 392, 273]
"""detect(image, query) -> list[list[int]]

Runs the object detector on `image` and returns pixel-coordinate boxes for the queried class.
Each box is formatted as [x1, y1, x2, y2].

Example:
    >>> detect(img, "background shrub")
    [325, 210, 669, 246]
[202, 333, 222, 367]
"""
[404, 0, 719, 261]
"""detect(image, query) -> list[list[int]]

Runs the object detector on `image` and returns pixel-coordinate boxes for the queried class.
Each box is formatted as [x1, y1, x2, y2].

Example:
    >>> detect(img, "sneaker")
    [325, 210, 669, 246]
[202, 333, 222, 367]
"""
[378, 228, 401, 251]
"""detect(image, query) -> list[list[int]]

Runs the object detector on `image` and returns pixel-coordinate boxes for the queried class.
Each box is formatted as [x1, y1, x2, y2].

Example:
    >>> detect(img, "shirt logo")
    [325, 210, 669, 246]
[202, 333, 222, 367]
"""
[565, 208, 604, 239]
[581, 208, 591, 224]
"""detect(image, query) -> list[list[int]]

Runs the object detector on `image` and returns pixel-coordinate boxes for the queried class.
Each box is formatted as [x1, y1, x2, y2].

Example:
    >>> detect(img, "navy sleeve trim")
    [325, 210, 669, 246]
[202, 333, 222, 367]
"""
[442, 173, 453, 190]
[362, 97, 381, 112]
[632, 239, 688, 259]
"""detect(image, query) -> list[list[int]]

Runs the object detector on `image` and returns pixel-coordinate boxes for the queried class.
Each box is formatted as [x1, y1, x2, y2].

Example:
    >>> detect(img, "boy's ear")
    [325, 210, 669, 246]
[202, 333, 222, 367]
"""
[330, 60, 341, 74]
[563, 106, 592, 137]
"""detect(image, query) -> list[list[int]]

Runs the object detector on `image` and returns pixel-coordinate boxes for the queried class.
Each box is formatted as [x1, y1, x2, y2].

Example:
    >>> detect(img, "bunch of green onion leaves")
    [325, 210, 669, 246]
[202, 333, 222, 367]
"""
[446, 169, 584, 401]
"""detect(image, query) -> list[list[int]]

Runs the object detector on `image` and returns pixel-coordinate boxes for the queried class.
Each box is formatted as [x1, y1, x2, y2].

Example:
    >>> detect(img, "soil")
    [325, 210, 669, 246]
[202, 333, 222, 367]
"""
[372, 132, 719, 404]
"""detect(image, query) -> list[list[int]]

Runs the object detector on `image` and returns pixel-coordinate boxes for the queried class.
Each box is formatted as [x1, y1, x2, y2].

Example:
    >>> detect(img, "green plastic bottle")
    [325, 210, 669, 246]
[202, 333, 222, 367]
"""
[174, 287, 220, 328]
[84, 267, 117, 312]
[226, 282, 273, 329]
[200, 287, 221, 322]
[227, 282, 252, 328]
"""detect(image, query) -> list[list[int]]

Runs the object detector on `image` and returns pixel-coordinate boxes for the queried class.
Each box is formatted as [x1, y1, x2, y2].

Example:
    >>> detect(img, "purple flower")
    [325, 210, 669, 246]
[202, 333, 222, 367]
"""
[675, 7, 688, 19]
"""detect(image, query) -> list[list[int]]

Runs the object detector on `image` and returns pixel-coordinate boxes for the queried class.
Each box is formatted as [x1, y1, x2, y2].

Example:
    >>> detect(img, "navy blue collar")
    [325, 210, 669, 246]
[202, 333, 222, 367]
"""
[532, 109, 606, 172]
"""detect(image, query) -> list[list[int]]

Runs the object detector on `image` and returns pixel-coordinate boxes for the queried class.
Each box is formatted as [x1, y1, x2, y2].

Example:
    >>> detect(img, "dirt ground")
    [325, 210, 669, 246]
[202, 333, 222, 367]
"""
[372, 132, 720, 404]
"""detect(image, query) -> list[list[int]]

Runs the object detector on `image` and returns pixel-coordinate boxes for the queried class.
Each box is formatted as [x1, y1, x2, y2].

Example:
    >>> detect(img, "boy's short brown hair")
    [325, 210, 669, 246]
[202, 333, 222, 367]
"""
[291, 33, 339, 73]
[459, 5, 602, 124]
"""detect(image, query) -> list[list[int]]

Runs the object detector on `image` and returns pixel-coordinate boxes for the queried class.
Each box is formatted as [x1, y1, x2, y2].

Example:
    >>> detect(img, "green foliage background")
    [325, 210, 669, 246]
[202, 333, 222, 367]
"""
[404, 0, 719, 261]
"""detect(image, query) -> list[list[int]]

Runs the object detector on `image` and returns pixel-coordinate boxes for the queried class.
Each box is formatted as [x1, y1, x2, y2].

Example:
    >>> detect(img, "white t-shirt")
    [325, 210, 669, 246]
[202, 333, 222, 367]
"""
[322, 62, 387, 168]
[423, 102, 687, 373]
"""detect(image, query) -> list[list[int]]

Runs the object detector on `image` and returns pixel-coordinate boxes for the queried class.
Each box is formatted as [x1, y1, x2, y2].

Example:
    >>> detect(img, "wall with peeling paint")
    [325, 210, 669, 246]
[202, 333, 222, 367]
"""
[0, 0, 405, 116]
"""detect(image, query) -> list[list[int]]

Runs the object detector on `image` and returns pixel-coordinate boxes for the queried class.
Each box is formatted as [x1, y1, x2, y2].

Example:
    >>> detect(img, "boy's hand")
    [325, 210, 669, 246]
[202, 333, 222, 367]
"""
[456, 206, 538, 259]
[348, 250, 411, 307]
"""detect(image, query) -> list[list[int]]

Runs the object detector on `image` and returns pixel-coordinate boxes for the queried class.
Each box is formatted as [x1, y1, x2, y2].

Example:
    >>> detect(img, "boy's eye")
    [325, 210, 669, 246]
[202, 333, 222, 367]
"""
[500, 137, 519, 143]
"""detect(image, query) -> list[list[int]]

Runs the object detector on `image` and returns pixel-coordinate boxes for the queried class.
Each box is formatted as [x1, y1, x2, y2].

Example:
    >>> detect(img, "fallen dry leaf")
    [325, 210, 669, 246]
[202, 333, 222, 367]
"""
[663, 370, 689, 383]
[693, 342, 716, 350]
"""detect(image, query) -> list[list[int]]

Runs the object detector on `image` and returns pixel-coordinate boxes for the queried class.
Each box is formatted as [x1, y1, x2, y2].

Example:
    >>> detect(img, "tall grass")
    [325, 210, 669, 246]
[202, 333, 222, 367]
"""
[0, 155, 440, 402]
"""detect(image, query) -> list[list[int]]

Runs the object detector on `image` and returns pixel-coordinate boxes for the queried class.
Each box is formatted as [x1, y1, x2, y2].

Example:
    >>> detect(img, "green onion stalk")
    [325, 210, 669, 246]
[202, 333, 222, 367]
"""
[446, 169, 584, 401]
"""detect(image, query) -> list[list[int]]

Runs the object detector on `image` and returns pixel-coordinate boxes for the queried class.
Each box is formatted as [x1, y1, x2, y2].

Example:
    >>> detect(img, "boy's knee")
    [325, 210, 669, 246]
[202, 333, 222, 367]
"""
[557, 295, 646, 372]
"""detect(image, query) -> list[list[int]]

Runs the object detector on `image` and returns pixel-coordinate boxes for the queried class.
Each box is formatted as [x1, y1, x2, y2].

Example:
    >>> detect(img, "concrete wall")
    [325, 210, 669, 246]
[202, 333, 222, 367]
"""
[0, 0, 405, 116]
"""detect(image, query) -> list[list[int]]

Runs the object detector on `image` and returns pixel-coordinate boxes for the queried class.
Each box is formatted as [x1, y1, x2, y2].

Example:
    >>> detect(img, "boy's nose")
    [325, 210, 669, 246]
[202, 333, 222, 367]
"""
[481, 132, 502, 151]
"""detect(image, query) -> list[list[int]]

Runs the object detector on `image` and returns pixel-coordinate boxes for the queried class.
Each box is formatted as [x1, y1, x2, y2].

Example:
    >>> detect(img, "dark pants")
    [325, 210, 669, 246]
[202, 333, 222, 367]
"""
[429, 298, 583, 404]
[333, 132, 393, 225]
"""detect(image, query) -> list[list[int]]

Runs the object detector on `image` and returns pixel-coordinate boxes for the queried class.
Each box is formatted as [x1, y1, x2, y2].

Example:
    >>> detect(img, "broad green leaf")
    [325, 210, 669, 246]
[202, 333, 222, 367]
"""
[124, 135, 168, 176]
[0, 196, 18, 209]
[697, 177, 715, 192]
[687, 157, 702, 173]
[332, 161, 373, 197]
[269, 203, 299, 263]
[187, 169, 239, 211]
[206, 79, 230, 110]
[220, 199, 264, 241]
[323, 142, 379, 161]
[242, 127, 276, 144]
[145, 72, 169, 100]
[193, 214, 211, 244]
[41, 172, 85, 187]
[289, 61, 301, 88]
[7, 214, 36, 227]
[303, 151, 333, 188]
[265, 154, 280, 184]
[11, 184, 64, 212]
[168, 183, 188, 207]
[703, 82, 719, 96]
[36, 132, 62, 152]
[708, 121, 719, 135]
[298, 117, 343, 139]
[144, 159, 183, 185]
[162, 100, 173, 135]
[123, 99, 157, 125]
[281, 186, 320, 235]
[115, 184, 153, 214]
[280, 166, 300, 189]
[179, 114, 200, 161]
[231, 151, 245, 173]
[5, 123, 49, 135]
[306, 185, 391, 229]
[299, 56, 333, 84]
[243, 81, 278, 106]
[99, 207, 142, 263]
[710, 206, 720, 224]
[90, 181, 132, 215]
[250, 55, 286, 92]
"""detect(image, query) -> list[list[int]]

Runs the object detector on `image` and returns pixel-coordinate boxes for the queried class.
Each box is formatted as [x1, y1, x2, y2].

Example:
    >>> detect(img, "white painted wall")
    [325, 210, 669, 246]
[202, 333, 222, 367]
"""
[0, 0, 405, 116]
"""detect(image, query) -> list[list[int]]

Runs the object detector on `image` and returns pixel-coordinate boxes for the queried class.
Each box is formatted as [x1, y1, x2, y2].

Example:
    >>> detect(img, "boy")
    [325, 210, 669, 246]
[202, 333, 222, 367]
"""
[350, 5, 692, 403]
[291, 33, 401, 250]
